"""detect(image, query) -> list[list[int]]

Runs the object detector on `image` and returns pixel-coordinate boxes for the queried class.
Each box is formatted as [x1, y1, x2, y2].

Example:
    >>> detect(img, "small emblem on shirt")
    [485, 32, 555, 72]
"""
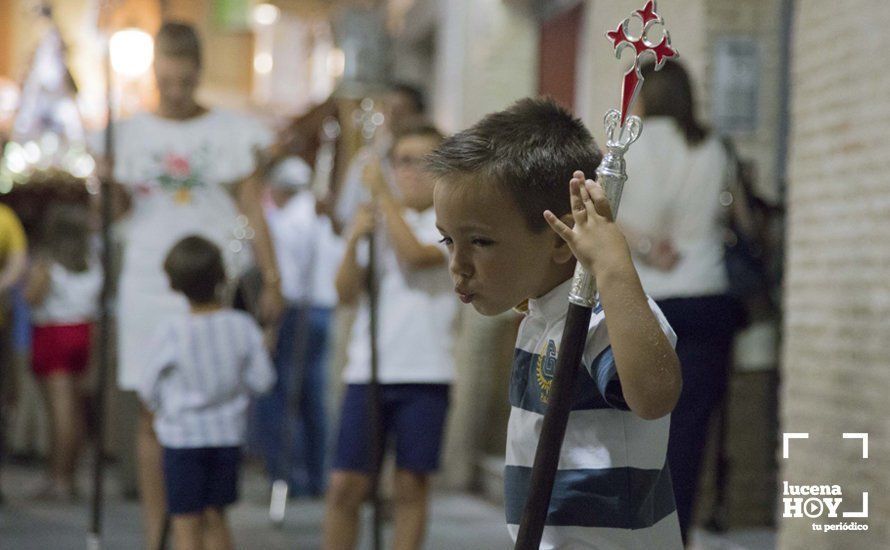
[155, 150, 207, 204]
[535, 339, 558, 403]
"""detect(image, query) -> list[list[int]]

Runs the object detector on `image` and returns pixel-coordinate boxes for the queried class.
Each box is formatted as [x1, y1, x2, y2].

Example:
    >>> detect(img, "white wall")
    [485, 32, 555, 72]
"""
[433, 0, 539, 132]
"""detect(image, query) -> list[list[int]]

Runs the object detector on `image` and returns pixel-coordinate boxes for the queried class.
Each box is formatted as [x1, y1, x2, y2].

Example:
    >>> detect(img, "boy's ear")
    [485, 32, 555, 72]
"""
[551, 213, 575, 264]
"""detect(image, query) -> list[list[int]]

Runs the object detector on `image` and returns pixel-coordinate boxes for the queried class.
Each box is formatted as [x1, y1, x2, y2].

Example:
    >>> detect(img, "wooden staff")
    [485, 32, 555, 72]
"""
[87, 23, 116, 550]
[356, 98, 385, 550]
[514, 2, 677, 548]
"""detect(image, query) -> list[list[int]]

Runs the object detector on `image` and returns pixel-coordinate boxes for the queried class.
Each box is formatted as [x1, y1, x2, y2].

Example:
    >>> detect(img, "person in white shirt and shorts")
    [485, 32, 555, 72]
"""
[322, 121, 456, 550]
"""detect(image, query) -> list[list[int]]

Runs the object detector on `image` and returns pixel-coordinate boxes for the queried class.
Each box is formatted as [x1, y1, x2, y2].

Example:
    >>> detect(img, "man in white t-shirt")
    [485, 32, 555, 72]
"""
[322, 122, 456, 550]
[90, 22, 283, 549]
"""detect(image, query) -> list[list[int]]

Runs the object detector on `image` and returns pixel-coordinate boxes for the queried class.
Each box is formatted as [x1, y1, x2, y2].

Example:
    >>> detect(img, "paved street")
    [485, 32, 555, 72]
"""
[1, 460, 512, 550]
[1, 461, 774, 549]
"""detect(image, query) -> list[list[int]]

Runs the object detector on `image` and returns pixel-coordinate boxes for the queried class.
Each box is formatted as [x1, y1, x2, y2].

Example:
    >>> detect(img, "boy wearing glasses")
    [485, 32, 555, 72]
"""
[323, 120, 457, 550]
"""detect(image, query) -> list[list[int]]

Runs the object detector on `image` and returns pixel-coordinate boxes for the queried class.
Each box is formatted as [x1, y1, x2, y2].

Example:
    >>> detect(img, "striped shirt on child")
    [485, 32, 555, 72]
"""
[505, 278, 683, 549]
[138, 309, 275, 448]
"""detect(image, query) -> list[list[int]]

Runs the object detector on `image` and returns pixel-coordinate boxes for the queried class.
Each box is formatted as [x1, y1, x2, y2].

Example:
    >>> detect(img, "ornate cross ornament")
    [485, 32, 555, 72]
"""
[606, 0, 678, 126]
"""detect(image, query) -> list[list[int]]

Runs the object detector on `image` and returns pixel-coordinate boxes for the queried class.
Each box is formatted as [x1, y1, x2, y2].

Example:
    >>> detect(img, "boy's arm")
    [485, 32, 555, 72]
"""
[364, 161, 445, 269]
[137, 327, 174, 412]
[335, 205, 373, 306]
[235, 168, 284, 324]
[544, 172, 682, 420]
[244, 321, 276, 395]
[24, 259, 51, 306]
[376, 194, 447, 269]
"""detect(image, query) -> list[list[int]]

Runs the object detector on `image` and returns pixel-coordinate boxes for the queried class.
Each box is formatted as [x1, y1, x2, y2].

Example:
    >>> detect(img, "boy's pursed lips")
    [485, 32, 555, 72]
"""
[454, 285, 475, 304]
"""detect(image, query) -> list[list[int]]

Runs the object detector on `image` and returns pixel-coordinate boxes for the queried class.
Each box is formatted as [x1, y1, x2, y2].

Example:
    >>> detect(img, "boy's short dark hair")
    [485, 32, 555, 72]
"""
[164, 235, 225, 303]
[155, 21, 202, 67]
[425, 97, 602, 232]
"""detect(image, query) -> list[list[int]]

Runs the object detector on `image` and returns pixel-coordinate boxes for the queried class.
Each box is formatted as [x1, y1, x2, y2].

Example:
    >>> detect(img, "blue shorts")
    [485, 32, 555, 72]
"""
[333, 384, 450, 474]
[162, 446, 241, 515]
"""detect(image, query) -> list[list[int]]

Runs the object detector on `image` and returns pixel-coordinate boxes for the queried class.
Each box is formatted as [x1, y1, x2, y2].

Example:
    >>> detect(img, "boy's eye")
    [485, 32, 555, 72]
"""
[471, 238, 494, 247]
[438, 236, 453, 246]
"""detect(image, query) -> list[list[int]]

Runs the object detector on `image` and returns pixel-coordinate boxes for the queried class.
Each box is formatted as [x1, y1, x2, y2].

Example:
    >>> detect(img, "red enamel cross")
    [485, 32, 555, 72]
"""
[606, 0, 678, 125]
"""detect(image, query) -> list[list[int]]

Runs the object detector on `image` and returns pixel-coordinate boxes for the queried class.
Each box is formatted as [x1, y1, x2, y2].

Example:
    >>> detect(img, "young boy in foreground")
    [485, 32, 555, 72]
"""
[428, 98, 684, 548]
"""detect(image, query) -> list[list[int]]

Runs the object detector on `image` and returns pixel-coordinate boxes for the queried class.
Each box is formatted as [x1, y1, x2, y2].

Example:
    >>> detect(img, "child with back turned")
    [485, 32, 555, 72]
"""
[138, 235, 275, 550]
[427, 98, 684, 549]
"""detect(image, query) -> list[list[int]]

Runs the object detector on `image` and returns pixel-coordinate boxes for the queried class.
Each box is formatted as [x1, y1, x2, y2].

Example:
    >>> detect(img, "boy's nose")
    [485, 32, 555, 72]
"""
[449, 249, 473, 280]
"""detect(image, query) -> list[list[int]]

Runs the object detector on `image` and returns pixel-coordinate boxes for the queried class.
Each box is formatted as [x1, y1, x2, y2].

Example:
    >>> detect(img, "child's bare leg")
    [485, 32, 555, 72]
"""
[393, 469, 429, 550]
[37, 381, 58, 485]
[201, 507, 233, 550]
[44, 373, 82, 492]
[322, 471, 372, 550]
[171, 513, 203, 550]
[136, 406, 166, 550]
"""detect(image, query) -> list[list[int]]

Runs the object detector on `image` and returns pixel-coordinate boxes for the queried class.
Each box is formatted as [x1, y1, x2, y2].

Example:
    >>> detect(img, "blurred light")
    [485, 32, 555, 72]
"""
[40, 132, 60, 157]
[0, 175, 13, 193]
[254, 52, 273, 74]
[252, 4, 280, 26]
[23, 141, 41, 164]
[70, 154, 96, 179]
[327, 48, 345, 78]
[110, 28, 154, 78]
[5, 148, 26, 174]
[0, 80, 18, 117]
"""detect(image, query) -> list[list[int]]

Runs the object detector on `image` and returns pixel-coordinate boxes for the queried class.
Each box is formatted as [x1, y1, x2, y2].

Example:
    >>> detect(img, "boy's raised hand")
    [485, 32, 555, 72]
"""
[362, 153, 389, 199]
[544, 170, 631, 278]
[348, 203, 376, 242]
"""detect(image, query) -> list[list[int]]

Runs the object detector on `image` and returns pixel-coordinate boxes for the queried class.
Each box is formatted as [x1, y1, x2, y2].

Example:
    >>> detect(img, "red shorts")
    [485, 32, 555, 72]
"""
[31, 323, 93, 379]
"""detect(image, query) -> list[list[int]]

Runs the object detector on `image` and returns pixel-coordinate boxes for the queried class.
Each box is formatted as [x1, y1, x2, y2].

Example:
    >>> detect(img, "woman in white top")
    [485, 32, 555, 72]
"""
[618, 60, 744, 544]
[94, 23, 284, 548]
[25, 204, 101, 500]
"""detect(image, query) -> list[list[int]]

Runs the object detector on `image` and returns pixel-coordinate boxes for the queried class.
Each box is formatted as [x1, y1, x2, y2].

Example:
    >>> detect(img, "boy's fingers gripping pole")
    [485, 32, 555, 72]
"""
[514, 3, 676, 548]
[585, 179, 614, 222]
[569, 178, 588, 225]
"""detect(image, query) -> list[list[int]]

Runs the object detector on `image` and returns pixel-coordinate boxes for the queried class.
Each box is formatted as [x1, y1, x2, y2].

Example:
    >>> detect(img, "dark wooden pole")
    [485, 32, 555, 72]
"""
[513, 303, 592, 549]
[367, 225, 383, 550]
[87, 34, 115, 550]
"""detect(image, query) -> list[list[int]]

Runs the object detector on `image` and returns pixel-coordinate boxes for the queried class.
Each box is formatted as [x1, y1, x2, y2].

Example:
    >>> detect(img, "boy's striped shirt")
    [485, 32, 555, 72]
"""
[505, 278, 683, 549]
[138, 309, 275, 448]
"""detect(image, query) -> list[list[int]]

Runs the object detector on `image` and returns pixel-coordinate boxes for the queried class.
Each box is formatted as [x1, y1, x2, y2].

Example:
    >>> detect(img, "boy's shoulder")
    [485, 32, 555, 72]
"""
[517, 289, 674, 358]
[215, 308, 264, 336]
[208, 307, 259, 325]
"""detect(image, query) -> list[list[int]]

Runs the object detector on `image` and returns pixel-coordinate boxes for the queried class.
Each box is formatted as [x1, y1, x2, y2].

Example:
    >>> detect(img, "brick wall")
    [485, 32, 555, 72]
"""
[780, 1, 890, 548]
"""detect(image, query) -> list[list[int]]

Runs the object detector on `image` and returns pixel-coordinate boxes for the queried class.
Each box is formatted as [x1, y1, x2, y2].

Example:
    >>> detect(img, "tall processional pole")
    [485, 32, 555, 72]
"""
[88, 5, 117, 548]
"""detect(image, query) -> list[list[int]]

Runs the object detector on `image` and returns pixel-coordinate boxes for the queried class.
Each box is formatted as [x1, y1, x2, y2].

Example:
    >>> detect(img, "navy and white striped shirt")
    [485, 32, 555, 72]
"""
[138, 309, 275, 448]
[505, 278, 682, 549]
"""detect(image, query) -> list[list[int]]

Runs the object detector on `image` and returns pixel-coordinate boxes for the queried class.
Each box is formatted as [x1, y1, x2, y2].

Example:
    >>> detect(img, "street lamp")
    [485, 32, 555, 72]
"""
[109, 28, 153, 78]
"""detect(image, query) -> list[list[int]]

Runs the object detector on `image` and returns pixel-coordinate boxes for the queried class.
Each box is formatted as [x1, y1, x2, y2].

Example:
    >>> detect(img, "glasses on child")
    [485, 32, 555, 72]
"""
[391, 155, 426, 169]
